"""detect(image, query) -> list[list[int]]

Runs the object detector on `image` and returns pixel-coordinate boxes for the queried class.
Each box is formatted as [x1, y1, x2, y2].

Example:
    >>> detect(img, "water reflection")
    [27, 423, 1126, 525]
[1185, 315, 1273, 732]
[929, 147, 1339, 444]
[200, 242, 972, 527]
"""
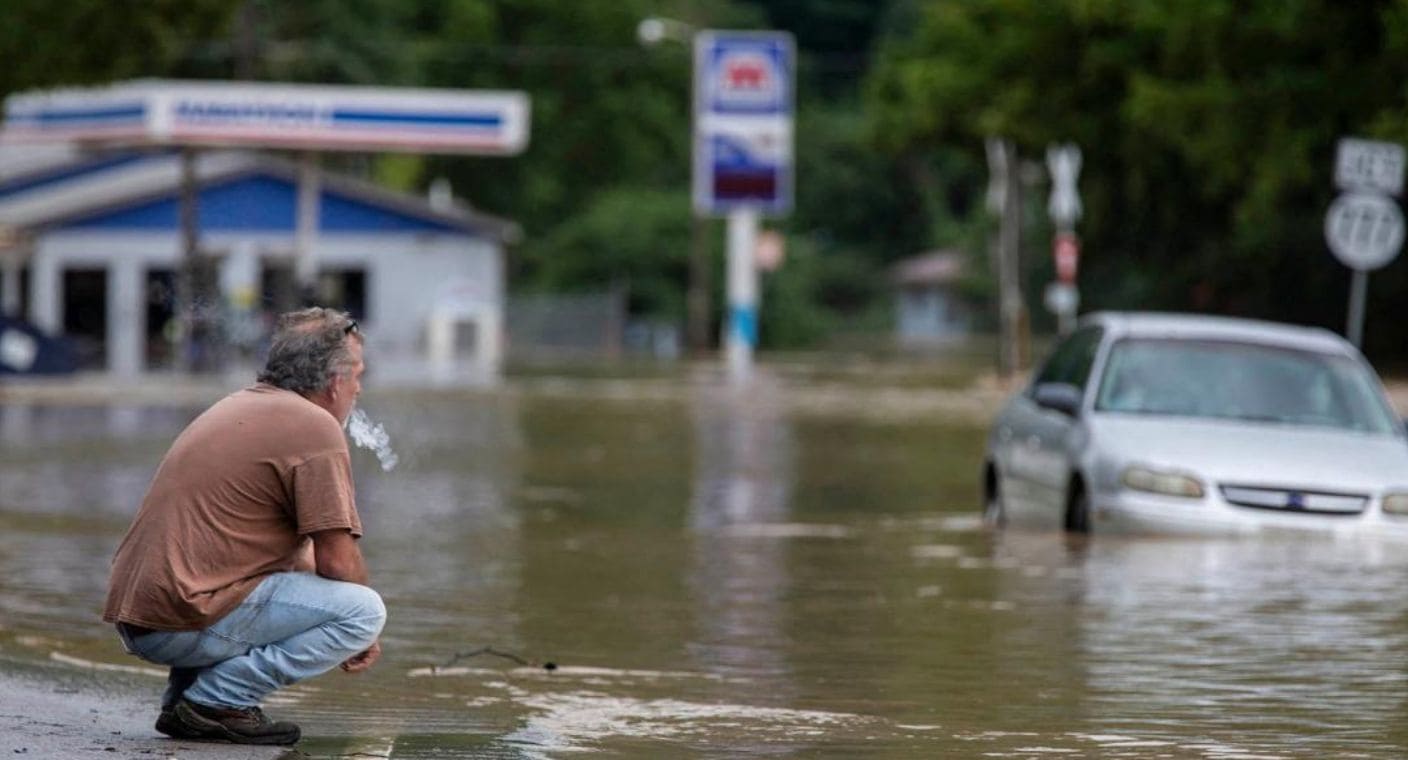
[1075, 536, 1408, 756]
[976, 530, 1408, 757]
[690, 369, 793, 529]
[0, 403, 187, 518]
[688, 368, 797, 724]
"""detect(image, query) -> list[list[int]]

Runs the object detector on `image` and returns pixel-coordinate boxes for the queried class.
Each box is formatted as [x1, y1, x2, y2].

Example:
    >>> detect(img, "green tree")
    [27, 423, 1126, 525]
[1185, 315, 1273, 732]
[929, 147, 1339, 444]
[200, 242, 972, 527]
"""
[524, 186, 693, 320]
[867, 0, 1408, 356]
[413, 2, 761, 239]
[0, 0, 238, 96]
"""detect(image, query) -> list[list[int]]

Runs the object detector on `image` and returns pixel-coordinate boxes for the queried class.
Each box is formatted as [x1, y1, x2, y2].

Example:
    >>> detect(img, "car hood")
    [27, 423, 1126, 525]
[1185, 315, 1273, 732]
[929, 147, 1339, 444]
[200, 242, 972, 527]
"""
[1090, 414, 1408, 492]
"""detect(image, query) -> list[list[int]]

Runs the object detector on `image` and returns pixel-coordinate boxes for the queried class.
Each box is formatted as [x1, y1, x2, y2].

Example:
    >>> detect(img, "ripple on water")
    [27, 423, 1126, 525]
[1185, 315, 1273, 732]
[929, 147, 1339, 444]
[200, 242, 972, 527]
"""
[502, 693, 870, 753]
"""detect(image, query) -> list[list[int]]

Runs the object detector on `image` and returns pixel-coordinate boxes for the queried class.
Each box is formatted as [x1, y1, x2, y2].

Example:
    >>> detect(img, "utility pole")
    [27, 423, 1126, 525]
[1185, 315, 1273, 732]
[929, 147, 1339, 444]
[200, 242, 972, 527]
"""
[294, 151, 322, 305]
[987, 138, 1026, 380]
[638, 16, 714, 357]
[235, 1, 259, 80]
[175, 148, 199, 372]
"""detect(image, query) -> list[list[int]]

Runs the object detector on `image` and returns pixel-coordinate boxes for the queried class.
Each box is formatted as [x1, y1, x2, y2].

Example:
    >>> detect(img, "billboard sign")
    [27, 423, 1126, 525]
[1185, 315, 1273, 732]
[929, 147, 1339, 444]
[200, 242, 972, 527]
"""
[693, 31, 794, 216]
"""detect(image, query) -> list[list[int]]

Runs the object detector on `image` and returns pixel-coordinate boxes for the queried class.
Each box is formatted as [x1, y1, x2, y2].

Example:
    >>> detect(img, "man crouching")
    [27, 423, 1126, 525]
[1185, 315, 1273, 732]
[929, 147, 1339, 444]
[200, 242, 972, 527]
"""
[103, 307, 385, 745]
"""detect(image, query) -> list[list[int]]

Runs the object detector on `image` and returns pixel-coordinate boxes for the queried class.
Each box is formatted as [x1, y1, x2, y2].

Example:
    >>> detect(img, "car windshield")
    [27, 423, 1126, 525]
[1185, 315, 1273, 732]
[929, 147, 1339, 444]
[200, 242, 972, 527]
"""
[1094, 338, 1400, 434]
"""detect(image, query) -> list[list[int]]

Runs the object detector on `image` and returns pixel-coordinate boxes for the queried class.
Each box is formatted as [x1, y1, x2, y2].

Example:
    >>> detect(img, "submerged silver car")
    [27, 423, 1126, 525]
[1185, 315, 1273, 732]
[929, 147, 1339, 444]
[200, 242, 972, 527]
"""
[983, 312, 1408, 536]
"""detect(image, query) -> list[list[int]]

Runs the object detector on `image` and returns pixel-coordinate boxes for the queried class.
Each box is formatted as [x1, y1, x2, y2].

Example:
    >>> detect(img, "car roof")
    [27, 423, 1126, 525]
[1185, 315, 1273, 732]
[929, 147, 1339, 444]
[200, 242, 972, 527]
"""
[1079, 311, 1355, 356]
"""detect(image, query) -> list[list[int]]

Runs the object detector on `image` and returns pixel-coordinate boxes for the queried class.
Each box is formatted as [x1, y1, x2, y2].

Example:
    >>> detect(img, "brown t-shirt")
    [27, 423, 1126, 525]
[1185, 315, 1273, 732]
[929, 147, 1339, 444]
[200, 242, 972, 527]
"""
[103, 383, 362, 631]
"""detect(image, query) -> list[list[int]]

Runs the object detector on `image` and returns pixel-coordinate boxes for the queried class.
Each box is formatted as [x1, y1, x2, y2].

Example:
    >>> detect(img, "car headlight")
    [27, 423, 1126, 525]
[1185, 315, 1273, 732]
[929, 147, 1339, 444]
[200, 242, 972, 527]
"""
[1382, 492, 1408, 515]
[1121, 465, 1205, 499]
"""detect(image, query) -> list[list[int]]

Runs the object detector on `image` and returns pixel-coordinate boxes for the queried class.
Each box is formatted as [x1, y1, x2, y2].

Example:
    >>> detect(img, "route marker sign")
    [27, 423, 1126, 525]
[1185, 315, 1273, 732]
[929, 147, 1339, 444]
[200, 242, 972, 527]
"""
[1325, 191, 1405, 271]
[1335, 138, 1405, 196]
[1326, 136, 1407, 348]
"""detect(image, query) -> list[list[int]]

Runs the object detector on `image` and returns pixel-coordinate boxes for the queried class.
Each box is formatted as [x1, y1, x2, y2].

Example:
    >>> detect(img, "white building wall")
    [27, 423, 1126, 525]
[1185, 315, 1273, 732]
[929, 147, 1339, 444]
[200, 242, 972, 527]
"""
[896, 286, 971, 346]
[309, 232, 504, 385]
[28, 228, 504, 384]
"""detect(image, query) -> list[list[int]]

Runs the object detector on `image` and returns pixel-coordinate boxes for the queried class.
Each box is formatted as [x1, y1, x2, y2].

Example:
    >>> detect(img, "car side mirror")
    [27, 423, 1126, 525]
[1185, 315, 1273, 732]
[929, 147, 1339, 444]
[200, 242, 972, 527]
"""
[1033, 382, 1083, 417]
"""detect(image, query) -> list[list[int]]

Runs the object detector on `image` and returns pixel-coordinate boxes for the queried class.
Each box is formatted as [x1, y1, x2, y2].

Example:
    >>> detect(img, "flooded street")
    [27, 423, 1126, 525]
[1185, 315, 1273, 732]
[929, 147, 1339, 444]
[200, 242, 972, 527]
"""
[3, 364, 1408, 758]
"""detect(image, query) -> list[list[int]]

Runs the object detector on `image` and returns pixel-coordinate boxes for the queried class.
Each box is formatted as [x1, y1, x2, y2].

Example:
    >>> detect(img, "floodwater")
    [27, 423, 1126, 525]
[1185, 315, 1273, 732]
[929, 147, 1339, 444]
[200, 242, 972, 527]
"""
[4, 363, 1408, 758]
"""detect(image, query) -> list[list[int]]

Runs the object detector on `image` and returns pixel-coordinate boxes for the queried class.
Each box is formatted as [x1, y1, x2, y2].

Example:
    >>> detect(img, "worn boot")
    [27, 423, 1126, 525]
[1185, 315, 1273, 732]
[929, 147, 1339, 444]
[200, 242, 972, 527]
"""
[172, 697, 301, 745]
[155, 667, 202, 738]
[155, 707, 201, 739]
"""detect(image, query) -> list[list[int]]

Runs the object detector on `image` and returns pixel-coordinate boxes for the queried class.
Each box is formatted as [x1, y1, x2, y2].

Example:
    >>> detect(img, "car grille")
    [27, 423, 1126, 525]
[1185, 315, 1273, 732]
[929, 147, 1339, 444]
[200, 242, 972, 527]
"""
[1219, 484, 1368, 515]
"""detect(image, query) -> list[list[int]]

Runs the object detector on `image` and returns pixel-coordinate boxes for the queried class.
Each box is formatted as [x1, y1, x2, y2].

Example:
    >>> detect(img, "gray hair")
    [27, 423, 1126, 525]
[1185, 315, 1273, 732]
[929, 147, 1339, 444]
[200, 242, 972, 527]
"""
[256, 307, 362, 395]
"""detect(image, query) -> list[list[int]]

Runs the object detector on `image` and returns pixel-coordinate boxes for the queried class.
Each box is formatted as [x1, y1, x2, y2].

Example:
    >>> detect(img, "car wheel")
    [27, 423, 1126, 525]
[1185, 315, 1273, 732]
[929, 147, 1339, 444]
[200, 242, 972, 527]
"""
[1065, 481, 1090, 534]
[983, 467, 1006, 528]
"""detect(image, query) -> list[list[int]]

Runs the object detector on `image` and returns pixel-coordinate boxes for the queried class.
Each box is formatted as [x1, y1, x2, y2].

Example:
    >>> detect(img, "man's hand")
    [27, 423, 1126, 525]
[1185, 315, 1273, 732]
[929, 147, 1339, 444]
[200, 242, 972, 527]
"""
[341, 640, 381, 673]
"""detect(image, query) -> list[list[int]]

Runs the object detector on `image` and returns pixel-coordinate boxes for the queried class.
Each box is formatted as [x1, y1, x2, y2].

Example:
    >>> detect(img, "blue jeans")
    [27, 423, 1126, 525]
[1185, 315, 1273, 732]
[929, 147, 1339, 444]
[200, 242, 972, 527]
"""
[118, 572, 386, 709]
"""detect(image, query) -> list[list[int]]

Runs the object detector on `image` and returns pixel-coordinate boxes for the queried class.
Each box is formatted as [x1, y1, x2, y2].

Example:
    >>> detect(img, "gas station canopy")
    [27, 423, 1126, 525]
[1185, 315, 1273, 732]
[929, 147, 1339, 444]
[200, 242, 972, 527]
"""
[2, 79, 530, 155]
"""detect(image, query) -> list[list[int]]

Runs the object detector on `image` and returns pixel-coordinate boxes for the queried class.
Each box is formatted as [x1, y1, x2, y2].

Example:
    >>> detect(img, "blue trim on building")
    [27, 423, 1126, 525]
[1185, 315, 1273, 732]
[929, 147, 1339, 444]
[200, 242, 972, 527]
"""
[60, 173, 464, 234]
[10, 103, 147, 125]
[0, 153, 152, 200]
[331, 109, 502, 128]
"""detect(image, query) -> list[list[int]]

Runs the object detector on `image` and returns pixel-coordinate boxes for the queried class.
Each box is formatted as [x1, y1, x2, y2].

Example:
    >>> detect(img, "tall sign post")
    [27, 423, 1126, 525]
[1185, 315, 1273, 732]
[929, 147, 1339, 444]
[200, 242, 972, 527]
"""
[1044, 144, 1082, 336]
[1325, 137, 1405, 348]
[694, 31, 794, 384]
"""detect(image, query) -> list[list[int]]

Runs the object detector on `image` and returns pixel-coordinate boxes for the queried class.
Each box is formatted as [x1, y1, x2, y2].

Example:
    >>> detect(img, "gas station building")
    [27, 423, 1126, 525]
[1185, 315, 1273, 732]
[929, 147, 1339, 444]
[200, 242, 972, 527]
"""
[0, 80, 530, 384]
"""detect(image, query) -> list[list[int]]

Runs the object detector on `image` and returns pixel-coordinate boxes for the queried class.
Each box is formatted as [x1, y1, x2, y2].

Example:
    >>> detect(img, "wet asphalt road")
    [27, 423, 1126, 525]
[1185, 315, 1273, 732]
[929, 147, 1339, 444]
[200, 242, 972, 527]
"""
[0, 660, 290, 759]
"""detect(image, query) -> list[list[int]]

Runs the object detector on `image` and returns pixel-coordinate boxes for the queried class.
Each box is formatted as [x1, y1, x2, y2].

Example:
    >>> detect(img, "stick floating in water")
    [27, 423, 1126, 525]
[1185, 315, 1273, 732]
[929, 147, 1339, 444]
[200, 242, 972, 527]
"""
[437, 646, 557, 672]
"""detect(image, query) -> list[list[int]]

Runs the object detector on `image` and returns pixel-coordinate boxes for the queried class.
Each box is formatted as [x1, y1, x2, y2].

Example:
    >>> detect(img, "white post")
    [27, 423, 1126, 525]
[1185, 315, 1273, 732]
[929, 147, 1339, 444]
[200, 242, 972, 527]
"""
[295, 152, 322, 301]
[1347, 268, 1369, 348]
[1, 251, 21, 316]
[479, 306, 503, 383]
[1058, 299, 1076, 336]
[219, 242, 259, 310]
[108, 259, 143, 377]
[29, 255, 59, 334]
[724, 207, 760, 384]
[426, 310, 454, 384]
[999, 143, 1024, 378]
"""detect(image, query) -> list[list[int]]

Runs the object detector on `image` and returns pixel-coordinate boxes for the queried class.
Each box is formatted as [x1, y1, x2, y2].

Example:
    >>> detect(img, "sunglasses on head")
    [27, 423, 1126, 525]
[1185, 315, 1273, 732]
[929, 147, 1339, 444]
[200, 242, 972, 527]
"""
[344, 319, 360, 336]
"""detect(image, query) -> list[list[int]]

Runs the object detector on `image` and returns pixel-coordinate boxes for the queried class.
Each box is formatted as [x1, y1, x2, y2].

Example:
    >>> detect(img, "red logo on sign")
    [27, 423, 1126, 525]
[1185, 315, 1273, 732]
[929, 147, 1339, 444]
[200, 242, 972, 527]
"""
[727, 62, 767, 90]
[720, 53, 773, 94]
[1054, 233, 1080, 283]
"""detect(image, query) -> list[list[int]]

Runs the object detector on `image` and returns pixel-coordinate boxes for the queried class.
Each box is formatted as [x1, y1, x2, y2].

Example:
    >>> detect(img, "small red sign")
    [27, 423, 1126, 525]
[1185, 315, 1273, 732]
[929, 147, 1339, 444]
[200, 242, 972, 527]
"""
[1054, 233, 1080, 283]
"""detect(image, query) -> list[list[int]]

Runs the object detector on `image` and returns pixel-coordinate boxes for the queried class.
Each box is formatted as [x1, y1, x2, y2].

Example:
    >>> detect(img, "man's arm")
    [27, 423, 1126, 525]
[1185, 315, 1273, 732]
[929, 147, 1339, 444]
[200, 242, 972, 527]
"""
[310, 528, 368, 585]
[310, 528, 380, 673]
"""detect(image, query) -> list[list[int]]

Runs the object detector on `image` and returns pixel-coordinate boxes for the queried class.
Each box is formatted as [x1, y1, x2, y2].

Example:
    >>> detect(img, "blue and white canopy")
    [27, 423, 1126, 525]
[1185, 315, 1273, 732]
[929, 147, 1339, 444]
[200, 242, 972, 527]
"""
[2, 79, 530, 155]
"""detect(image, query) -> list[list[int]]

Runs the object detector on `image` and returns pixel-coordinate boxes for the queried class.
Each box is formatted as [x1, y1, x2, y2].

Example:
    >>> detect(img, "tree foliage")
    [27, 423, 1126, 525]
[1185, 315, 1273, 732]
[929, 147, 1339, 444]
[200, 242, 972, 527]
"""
[0, 0, 236, 94]
[524, 186, 693, 320]
[867, 0, 1408, 356]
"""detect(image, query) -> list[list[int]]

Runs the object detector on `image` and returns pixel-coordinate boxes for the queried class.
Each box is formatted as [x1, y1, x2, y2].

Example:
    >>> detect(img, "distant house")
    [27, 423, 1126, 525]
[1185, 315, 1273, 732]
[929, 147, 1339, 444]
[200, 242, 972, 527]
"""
[0, 146, 517, 384]
[892, 249, 974, 346]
